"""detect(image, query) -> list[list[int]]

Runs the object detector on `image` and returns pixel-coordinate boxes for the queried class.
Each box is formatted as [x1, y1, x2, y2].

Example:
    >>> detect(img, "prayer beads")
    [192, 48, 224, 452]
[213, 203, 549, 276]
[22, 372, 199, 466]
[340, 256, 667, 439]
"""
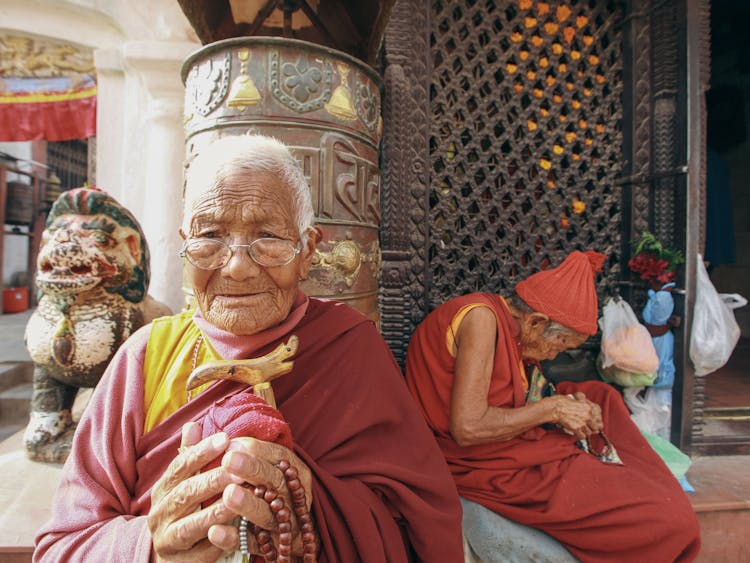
[242, 459, 318, 563]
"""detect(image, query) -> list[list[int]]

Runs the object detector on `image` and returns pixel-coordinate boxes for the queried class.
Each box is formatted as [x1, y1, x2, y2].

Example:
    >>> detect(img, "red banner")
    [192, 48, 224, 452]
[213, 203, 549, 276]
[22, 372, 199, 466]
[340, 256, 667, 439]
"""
[0, 77, 96, 142]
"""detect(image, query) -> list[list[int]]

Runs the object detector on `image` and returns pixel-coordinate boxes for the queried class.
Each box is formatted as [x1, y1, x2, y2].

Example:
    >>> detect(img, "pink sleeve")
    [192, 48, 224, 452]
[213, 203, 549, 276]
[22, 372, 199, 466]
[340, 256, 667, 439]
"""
[33, 325, 154, 563]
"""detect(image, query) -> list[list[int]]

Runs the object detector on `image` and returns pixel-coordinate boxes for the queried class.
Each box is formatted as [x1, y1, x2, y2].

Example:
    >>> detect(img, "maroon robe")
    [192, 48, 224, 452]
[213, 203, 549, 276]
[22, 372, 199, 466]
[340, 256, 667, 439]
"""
[405, 292, 701, 563]
[34, 296, 464, 562]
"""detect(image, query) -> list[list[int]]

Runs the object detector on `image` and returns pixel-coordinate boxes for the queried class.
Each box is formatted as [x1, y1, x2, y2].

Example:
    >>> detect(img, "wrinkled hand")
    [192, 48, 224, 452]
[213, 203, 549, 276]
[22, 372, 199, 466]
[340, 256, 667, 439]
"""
[148, 422, 241, 563]
[551, 392, 603, 439]
[207, 437, 316, 558]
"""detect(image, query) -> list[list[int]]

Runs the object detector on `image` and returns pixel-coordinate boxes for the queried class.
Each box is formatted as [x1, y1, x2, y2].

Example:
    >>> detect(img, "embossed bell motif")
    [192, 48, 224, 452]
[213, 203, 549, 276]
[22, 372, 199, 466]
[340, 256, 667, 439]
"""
[227, 48, 260, 109]
[325, 62, 357, 121]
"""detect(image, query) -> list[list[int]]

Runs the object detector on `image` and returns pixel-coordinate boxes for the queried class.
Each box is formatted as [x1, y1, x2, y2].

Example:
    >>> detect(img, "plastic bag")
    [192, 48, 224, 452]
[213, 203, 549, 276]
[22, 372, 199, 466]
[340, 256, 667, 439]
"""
[689, 254, 745, 376]
[623, 386, 671, 439]
[598, 298, 659, 375]
[641, 431, 691, 481]
[597, 356, 657, 387]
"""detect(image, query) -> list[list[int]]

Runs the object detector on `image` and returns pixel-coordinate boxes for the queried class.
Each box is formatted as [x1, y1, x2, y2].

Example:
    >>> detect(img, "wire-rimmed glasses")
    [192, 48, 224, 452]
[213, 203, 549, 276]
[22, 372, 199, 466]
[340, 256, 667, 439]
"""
[179, 238, 301, 270]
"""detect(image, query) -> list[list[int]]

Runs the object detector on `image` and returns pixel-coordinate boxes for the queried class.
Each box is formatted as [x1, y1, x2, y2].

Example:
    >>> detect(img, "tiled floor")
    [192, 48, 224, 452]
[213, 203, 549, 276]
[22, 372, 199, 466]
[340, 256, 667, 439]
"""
[687, 454, 750, 562]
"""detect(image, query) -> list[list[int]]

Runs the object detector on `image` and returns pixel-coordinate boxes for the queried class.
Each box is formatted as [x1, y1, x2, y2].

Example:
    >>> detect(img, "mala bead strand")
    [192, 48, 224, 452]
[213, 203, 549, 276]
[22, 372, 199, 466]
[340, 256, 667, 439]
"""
[247, 461, 318, 563]
[239, 516, 250, 563]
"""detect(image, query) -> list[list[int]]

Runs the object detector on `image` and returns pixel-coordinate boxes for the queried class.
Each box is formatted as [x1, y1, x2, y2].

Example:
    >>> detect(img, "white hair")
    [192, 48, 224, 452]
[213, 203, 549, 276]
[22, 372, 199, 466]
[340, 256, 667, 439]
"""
[182, 134, 316, 240]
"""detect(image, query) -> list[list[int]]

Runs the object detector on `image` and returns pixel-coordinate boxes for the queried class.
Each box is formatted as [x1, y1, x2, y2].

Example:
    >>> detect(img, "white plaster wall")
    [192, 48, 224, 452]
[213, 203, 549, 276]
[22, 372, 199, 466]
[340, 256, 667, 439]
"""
[1, 0, 201, 312]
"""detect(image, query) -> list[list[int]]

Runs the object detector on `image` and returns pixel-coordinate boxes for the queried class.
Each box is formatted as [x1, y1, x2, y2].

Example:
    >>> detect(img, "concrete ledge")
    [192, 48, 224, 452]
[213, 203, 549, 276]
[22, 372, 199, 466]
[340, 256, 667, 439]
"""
[0, 431, 63, 561]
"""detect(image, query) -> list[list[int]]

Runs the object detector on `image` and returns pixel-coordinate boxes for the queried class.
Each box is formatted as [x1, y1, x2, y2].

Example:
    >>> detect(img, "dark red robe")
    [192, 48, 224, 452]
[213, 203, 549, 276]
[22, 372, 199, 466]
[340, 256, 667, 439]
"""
[35, 295, 464, 562]
[405, 292, 701, 563]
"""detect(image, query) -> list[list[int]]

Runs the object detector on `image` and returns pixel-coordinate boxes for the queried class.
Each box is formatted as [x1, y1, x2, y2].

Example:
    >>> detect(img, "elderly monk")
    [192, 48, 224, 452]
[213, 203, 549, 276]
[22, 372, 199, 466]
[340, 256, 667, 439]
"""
[34, 134, 464, 562]
[405, 251, 701, 563]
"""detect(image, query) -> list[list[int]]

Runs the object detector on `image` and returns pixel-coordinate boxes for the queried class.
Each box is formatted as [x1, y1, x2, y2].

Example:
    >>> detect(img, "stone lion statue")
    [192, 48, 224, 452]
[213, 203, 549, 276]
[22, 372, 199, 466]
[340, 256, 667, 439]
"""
[24, 187, 171, 462]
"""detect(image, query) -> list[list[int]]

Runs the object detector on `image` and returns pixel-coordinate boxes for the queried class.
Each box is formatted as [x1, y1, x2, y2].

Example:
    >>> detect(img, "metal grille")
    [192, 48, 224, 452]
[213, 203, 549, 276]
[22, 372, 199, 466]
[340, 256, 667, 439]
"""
[46, 139, 89, 190]
[428, 0, 625, 308]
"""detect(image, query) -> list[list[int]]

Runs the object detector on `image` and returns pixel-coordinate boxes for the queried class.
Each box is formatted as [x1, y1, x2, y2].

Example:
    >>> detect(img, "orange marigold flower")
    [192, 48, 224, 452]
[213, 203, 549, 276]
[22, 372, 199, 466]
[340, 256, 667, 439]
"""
[556, 5, 571, 22]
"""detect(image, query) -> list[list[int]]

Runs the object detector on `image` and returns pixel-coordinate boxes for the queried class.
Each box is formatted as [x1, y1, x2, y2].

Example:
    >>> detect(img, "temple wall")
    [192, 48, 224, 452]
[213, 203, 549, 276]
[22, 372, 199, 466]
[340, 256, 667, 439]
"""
[0, 0, 200, 312]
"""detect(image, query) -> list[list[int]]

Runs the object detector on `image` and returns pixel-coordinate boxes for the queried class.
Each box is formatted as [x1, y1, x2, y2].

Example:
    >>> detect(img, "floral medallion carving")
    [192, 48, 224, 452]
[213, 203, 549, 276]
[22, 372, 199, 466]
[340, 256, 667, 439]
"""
[184, 52, 231, 118]
[269, 50, 333, 112]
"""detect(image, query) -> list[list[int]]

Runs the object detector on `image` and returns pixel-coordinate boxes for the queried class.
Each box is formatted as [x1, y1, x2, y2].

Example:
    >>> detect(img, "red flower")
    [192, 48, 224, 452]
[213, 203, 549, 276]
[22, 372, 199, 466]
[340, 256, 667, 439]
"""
[628, 253, 673, 283]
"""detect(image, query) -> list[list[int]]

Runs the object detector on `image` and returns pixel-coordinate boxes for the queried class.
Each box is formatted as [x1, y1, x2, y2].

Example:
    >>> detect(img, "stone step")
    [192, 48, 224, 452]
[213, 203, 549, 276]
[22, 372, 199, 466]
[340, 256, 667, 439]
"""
[687, 455, 750, 562]
[0, 362, 33, 393]
[0, 421, 26, 443]
[0, 381, 32, 423]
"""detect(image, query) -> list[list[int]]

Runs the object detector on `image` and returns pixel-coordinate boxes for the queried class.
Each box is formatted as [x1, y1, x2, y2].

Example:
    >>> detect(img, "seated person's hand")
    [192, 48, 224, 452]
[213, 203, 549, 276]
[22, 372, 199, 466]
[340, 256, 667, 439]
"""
[147, 422, 240, 562]
[551, 392, 603, 439]
[211, 437, 317, 559]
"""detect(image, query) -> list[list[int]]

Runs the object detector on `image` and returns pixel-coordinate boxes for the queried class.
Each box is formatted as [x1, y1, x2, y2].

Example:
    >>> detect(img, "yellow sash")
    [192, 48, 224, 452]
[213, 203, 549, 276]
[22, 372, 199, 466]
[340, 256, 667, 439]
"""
[142, 311, 220, 433]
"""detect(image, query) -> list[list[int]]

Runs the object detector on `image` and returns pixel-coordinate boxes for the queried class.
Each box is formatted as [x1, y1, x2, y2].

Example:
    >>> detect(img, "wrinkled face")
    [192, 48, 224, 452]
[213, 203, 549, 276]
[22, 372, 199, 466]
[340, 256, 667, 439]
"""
[183, 171, 315, 335]
[36, 213, 142, 296]
[519, 314, 589, 362]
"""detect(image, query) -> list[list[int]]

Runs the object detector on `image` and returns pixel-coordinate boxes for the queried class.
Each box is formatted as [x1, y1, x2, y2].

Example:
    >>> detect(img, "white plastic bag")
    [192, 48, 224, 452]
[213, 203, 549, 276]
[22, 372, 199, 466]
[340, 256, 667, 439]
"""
[689, 254, 744, 376]
[623, 386, 672, 440]
[598, 298, 659, 376]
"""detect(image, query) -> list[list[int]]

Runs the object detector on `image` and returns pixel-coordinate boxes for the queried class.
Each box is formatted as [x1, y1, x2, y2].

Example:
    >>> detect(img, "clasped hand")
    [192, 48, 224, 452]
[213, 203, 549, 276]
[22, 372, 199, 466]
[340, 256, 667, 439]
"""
[147, 422, 313, 562]
[551, 392, 603, 439]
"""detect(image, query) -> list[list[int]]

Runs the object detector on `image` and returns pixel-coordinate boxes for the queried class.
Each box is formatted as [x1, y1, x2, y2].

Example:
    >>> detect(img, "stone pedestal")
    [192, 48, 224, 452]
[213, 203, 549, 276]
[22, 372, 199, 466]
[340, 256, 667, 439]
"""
[0, 430, 63, 562]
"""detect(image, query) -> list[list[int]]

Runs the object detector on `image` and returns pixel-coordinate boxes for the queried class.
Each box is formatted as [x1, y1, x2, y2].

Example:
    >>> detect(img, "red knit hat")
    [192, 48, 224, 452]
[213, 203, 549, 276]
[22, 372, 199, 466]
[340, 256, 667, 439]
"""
[515, 250, 605, 335]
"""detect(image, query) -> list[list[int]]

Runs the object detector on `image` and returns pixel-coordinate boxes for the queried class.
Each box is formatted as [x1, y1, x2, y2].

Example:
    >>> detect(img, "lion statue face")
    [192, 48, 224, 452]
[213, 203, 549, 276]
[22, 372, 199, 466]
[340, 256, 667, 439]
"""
[36, 187, 150, 303]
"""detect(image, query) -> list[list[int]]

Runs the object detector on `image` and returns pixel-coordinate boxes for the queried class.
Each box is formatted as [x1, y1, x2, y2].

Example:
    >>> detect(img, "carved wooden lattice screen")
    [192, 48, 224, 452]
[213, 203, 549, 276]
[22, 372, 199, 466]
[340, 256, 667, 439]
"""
[427, 0, 625, 309]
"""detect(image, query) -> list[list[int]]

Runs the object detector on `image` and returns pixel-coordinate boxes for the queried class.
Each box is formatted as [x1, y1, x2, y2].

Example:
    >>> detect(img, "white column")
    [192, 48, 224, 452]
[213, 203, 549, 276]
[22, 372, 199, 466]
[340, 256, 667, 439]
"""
[93, 48, 126, 201]
[121, 40, 198, 313]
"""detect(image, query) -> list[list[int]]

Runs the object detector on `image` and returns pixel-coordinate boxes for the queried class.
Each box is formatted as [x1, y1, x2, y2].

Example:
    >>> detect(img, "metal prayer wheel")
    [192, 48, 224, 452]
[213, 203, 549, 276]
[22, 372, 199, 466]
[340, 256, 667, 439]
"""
[181, 37, 382, 323]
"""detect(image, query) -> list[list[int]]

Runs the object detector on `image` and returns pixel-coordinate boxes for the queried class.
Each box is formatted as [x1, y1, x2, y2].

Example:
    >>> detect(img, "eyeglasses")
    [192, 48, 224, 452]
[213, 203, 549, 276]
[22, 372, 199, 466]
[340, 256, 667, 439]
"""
[179, 238, 301, 270]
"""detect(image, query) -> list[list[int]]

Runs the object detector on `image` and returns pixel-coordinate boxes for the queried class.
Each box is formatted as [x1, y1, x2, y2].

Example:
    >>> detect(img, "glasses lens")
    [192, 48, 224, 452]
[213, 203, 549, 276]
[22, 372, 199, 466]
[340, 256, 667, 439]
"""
[184, 239, 230, 269]
[250, 238, 298, 267]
